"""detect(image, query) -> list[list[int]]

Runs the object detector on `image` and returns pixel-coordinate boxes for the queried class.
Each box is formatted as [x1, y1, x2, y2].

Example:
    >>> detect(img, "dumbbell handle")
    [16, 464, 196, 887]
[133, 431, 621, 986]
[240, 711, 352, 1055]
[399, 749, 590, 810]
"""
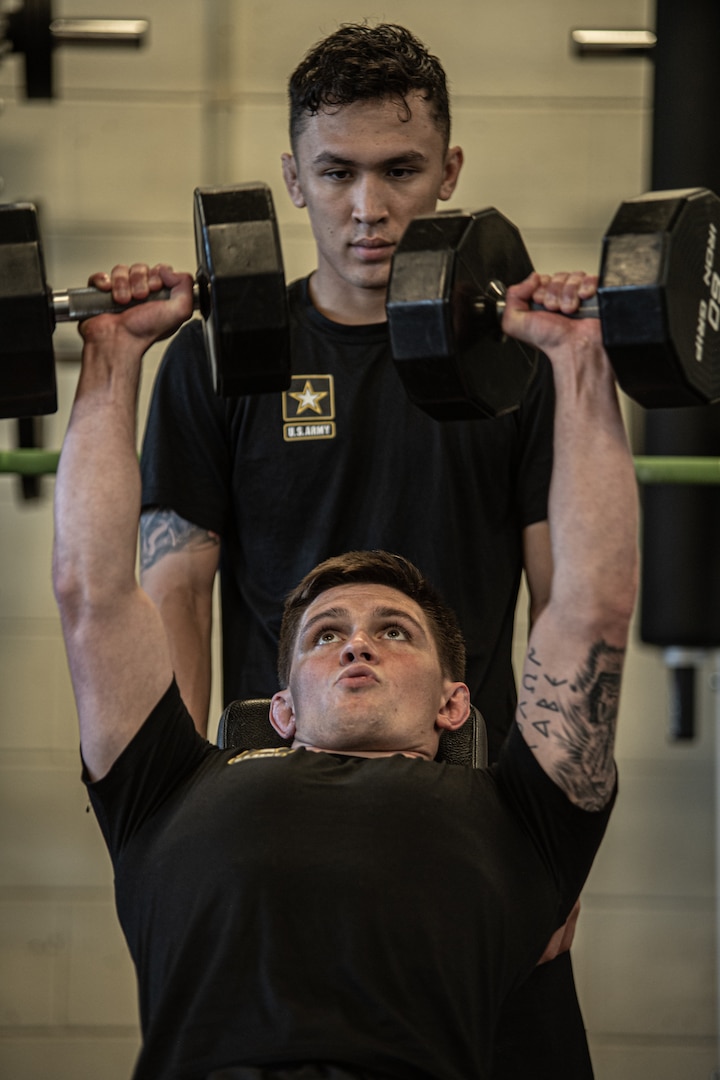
[52, 282, 202, 324]
[475, 280, 600, 323]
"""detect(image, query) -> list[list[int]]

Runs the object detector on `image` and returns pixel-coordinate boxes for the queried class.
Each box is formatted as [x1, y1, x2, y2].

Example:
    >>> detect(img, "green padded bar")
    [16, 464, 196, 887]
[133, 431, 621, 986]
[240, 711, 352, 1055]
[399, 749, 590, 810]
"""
[3, 450, 720, 484]
[633, 456, 720, 484]
[0, 449, 60, 475]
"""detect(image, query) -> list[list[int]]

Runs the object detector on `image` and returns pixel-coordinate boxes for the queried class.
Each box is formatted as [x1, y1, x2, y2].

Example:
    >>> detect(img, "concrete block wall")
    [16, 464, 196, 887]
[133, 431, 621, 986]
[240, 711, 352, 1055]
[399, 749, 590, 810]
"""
[0, 1, 716, 1077]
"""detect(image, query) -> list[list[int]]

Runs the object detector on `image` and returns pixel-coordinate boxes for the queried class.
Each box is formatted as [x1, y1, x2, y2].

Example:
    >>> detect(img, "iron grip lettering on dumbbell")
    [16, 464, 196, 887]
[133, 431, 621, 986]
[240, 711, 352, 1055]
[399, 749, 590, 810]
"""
[695, 222, 720, 362]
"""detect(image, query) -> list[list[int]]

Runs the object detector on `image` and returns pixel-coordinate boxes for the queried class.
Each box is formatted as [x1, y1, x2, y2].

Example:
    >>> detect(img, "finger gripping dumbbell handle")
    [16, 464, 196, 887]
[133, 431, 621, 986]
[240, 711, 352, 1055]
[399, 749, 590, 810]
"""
[476, 295, 600, 322]
[52, 283, 202, 324]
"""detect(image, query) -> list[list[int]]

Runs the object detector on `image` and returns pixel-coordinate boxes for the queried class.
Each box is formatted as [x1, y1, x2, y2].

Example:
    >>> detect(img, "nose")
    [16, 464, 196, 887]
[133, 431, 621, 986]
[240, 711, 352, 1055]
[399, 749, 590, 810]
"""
[340, 630, 378, 665]
[352, 175, 388, 226]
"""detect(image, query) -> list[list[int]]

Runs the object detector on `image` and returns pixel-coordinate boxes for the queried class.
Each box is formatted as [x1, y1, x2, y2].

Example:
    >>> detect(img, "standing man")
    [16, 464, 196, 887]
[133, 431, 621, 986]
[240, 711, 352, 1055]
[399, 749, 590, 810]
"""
[54, 261, 638, 1080]
[139, 23, 554, 757]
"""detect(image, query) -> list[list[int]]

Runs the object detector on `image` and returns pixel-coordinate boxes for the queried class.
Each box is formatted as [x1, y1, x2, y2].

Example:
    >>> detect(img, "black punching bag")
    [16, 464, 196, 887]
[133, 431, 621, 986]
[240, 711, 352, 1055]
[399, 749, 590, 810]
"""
[640, 0, 720, 737]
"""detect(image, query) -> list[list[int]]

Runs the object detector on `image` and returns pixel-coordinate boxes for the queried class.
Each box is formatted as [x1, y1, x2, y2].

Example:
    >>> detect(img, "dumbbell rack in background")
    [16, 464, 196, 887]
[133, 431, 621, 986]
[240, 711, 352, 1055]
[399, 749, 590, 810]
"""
[0, 0, 150, 492]
[0, 0, 149, 99]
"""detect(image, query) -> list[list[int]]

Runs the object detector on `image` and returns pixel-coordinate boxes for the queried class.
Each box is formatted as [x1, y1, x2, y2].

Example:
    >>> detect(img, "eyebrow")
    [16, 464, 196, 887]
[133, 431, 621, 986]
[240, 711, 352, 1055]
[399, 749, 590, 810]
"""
[301, 604, 428, 639]
[310, 150, 430, 169]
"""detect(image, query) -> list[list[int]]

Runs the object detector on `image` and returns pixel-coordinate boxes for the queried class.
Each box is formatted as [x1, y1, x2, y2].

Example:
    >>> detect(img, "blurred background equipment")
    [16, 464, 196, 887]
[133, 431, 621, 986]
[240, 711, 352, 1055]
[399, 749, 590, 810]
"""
[0, 0, 149, 98]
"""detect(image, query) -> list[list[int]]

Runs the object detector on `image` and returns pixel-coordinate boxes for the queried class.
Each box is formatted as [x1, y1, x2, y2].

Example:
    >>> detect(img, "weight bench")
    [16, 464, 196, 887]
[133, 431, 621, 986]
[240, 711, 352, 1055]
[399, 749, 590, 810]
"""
[217, 698, 488, 768]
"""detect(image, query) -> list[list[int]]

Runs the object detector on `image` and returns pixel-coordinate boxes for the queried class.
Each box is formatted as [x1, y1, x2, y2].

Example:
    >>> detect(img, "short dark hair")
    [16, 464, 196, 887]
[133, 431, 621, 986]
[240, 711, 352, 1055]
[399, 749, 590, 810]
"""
[277, 550, 466, 686]
[288, 23, 451, 149]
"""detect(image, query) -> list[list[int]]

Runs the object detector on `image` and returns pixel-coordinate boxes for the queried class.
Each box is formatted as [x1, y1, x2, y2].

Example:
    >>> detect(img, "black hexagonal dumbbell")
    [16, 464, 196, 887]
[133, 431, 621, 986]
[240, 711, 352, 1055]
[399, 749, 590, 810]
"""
[0, 183, 291, 419]
[387, 188, 720, 419]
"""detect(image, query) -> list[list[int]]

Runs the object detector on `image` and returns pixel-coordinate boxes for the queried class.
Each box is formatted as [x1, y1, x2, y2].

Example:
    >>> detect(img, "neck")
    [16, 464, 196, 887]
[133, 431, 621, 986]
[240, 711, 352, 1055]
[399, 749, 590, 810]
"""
[296, 742, 431, 760]
[307, 272, 388, 326]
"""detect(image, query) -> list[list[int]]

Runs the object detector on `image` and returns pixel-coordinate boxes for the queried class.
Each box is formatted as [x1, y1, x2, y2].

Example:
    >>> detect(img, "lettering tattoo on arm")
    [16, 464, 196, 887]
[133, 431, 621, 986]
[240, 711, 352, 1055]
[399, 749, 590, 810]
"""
[140, 509, 219, 571]
[518, 641, 624, 811]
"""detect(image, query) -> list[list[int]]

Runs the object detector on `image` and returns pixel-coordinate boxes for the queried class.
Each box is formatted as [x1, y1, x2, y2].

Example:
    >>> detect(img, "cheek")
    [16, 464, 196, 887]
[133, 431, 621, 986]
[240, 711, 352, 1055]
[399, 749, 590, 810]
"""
[305, 198, 342, 238]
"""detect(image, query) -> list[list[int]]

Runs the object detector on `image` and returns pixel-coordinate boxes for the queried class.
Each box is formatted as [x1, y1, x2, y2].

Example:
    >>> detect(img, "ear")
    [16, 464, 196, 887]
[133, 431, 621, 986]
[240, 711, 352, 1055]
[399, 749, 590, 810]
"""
[437, 145, 464, 203]
[270, 689, 297, 739]
[281, 152, 306, 208]
[435, 682, 471, 732]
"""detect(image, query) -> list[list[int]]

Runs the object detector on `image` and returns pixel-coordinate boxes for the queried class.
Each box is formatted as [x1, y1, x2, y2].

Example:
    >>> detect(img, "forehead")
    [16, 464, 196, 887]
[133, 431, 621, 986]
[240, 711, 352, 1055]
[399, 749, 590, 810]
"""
[293, 93, 445, 159]
[299, 582, 431, 632]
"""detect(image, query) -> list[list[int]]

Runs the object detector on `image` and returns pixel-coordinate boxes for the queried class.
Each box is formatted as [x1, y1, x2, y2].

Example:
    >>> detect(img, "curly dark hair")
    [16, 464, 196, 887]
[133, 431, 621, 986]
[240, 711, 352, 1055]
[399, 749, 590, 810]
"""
[277, 550, 466, 687]
[288, 23, 451, 149]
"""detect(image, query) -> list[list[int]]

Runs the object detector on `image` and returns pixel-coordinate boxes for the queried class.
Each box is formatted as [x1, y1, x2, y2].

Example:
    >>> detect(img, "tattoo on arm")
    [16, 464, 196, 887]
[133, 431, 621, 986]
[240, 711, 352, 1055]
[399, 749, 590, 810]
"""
[140, 509, 219, 571]
[520, 640, 624, 811]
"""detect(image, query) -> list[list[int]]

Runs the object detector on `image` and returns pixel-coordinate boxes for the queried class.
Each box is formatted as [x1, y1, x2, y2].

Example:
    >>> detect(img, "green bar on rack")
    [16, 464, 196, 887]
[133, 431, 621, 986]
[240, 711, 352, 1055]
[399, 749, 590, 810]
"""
[2, 451, 720, 483]
[0, 449, 61, 475]
[633, 456, 720, 484]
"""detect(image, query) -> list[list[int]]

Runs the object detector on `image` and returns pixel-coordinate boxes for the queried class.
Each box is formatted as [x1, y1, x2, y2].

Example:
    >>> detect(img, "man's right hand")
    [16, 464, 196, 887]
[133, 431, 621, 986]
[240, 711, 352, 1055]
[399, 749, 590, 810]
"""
[82, 262, 194, 351]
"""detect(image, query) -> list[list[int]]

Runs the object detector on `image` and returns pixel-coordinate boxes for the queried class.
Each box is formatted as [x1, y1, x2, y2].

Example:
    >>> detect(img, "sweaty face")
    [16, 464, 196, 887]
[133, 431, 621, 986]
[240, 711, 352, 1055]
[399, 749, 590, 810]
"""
[274, 583, 465, 759]
[282, 94, 462, 320]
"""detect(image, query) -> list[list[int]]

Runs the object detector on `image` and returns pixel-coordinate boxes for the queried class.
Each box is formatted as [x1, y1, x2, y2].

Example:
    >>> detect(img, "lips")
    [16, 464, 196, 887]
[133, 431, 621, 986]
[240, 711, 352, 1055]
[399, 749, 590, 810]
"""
[336, 664, 379, 687]
[350, 238, 394, 262]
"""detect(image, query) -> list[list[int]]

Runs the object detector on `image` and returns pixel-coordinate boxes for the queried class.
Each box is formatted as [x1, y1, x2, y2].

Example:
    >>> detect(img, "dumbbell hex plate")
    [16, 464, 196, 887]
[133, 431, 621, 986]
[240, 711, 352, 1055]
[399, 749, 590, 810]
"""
[599, 187, 720, 407]
[387, 208, 538, 420]
[0, 182, 291, 418]
[0, 203, 56, 418]
[388, 187, 720, 419]
[194, 183, 290, 398]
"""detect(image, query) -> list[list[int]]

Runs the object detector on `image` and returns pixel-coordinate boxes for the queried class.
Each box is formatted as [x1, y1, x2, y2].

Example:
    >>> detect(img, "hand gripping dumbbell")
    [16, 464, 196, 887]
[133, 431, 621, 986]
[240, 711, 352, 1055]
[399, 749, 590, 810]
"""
[0, 183, 291, 418]
[387, 188, 720, 419]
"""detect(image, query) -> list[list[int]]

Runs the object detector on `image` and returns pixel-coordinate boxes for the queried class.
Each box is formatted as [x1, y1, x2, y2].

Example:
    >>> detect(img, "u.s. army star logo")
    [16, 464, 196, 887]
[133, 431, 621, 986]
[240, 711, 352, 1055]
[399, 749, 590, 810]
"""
[282, 375, 336, 441]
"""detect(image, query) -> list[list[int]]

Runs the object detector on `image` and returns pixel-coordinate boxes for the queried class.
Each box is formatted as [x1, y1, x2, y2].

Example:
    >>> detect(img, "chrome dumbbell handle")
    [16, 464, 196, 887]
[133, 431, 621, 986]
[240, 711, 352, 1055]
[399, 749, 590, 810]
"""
[473, 279, 600, 323]
[52, 282, 202, 324]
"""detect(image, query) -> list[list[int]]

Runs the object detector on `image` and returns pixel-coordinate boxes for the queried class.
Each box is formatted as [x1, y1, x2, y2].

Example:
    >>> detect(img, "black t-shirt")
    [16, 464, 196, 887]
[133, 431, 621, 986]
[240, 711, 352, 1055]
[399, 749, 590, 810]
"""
[86, 682, 613, 1080]
[140, 279, 555, 757]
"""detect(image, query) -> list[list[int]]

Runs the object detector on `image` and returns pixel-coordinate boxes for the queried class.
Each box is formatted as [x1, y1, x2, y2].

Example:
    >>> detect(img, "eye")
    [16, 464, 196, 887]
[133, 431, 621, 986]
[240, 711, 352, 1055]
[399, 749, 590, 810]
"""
[315, 628, 342, 645]
[324, 168, 352, 182]
[383, 624, 409, 641]
[387, 167, 415, 179]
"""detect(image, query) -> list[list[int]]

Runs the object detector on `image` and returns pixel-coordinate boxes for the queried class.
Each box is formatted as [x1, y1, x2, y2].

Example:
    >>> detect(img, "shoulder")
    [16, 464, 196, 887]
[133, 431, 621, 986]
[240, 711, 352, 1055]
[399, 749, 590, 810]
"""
[85, 682, 222, 854]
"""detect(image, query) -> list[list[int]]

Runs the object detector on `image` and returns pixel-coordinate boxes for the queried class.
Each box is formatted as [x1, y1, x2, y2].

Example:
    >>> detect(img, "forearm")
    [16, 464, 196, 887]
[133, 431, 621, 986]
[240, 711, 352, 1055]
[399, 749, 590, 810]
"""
[53, 332, 146, 612]
[140, 509, 220, 735]
[163, 611, 212, 735]
[504, 274, 639, 808]
[546, 336, 639, 638]
[504, 275, 638, 638]
[141, 566, 215, 735]
[55, 265, 194, 610]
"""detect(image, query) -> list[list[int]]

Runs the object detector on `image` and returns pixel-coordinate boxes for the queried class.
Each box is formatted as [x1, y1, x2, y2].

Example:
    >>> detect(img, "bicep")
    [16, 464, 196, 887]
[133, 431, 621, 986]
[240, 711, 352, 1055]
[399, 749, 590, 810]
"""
[70, 587, 174, 783]
[140, 508, 220, 599]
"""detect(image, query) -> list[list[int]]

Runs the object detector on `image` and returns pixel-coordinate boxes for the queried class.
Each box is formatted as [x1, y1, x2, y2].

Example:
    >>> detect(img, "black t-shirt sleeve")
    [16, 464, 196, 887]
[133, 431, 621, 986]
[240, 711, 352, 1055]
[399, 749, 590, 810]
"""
[140, 320, 232, 535]
[83, 680, 216, 860]
[495, 722, 616, 919]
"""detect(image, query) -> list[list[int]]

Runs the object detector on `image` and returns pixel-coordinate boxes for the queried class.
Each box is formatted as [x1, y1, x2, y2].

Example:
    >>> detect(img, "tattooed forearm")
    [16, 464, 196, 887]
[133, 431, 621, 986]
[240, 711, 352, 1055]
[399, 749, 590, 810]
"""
[518, 640, 624, 811]
[140, 509, 219, 571]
